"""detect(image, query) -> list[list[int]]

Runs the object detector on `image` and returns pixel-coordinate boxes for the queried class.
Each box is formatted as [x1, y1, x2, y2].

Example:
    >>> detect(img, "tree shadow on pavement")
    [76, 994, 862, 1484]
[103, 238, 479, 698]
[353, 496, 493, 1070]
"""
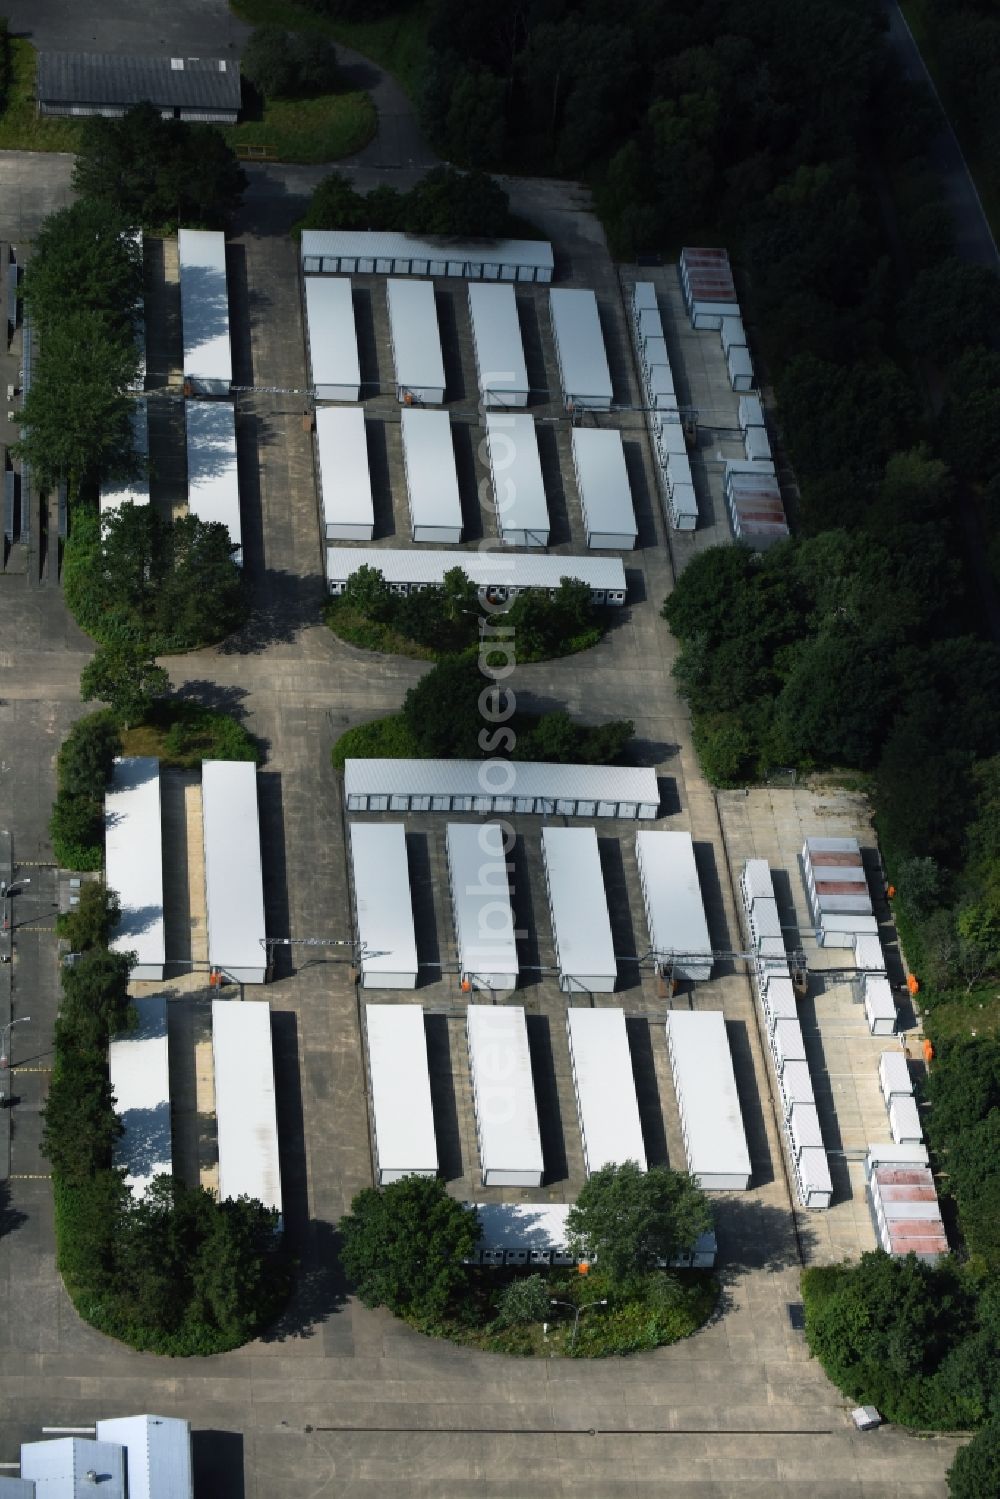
[219, 569, 326, 655]
[0, 1179, 27, 1240]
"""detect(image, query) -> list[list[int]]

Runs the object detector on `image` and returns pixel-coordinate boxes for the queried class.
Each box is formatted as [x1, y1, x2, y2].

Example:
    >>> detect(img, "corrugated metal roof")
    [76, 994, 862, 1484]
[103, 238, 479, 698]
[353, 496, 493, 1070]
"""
[466, 1005, 543, 1178]
[788, 1102, 824, 1152]
[201, 760, 266, 978]
[567, 1008, 646, 1172]
[36, 51, 241, 110]
[305, 277, 360, 391]
[401, 409, 461, 531]
[571, 427, 636, 541]
[542, 827, 616, 985]
[211, 1000, 281, 1213]
[468, 282, 528, 400]
[344, 758, 659, 806]
[185, 401, 240, 560]
[780, 1059, 814, 1105]
[666, 1010, 751, 1184]
[473, 1201, 571, 1251]
[549, 288, 613, 406]
[178, 229, 231, 387]
[105, 757, 165, 976]
[636, 830, 712, 963]
[21, 1439, 126, 1499]
[447, 822, 518, 981]
[485, 413, 548, 540]
[95, 1417, 193, 1499]
[109, 996, 171, 1198]
[365, 1004, 437, 1177]
[798, 1145, 832, 1193]
[301, 230, 554, 273]
[387, 279, 446, 397]
[889, 1094, 923, 1144]
[325, 544, 625, 593]
[316, 407, 373, 536]
[350, 823, 418, 980]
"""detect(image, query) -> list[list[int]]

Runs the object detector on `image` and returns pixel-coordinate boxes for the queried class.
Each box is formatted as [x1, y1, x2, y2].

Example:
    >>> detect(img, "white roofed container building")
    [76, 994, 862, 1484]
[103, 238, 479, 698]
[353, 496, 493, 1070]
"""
[21, 1439, 125, 1499]
[325, 546, 625, 605]
[541, 827, 616, 993]
[484, 413, 549, 547]
[468, 1201, 717, 1269]
[466, 1003, 543, 1187]
[345, 759, 659, 818]
[725, 461, 789, 551]
[802, 835, 875, 948]
[665, 1010, 751, 1191]
[315, 406, 374, 542]
[566, 1007, 645, 1175]
[201, 760, 267, 985]
[468, 282, 529, 407]
[679, 247, 739, 330]
[304, 276, 360, 402]
[866, 1145, 948, 1261]
[571, 427, 637, 550]
[105, 756, 165, 982]
[177, 228, 231, 394]
[400, 408, 462, 543]
[108, 995, 171, 1199]
[349, 822, 418, 988]
[301, 230, 554, 282]
[446, 821, 518, 991]
[549, 288, 613, 411]
[211, 999, 282, 1219]
[636, 829, 713, 982]
[100, 400, 149, 519]
[95, 1415, 194, 1499]
[185, 399, 241, 564]
[364, 1004, 438, 1183]
[386, 278, 446, 404]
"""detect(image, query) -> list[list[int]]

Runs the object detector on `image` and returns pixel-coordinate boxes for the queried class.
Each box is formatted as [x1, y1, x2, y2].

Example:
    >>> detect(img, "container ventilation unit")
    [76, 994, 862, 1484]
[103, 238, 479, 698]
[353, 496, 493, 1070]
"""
[105, 756, 165, 981]
[400, 407, 462, 543]
[365, 1004, 438, 1183]
[468, 282, 529, 408]
[344, 760, 659, 819]
[566, 1007, 646, 1175]
[665, 1010, 751, 1191]
[541, 826, 616, 993]
[636, 829, 713, 981]
[178, 227, 231, 394]
[484, 412, 549, 547]
[349, 822, 418, 988]
[386, 278, 446, 404]
[325, 546, 625, 605]
[570, 427, 637, 550]
[315, 406, 374, 542]
[446, 822, 518, 991]
[304, 276, 360, 402]
[549, 288, 613, 411]
[466, 1004, 543, 1187]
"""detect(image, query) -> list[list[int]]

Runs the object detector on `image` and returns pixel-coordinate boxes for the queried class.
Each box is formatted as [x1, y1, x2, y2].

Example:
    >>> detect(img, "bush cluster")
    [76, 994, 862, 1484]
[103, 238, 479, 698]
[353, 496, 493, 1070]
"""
[300, 164, 521, 239]
[242, 26, 340, 100]
[49, 711, 122, 870]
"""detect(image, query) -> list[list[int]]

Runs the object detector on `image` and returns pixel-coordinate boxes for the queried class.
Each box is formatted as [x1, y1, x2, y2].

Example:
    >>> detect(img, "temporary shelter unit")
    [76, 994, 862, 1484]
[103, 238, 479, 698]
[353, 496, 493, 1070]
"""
[719, 314, 746, 355]
[727, 343, 754, 392]
[743, 424, 771, 465]
[854, 932, 886, 973]
[762, 975, 799, 1025]
[641, 334, 671, 376]
[566, 1007, 646, 1175]
[484, 412, 549, 547]
[108, 995, 171, 1199]
[815, 911, 880, 949]
[632, 282, 659, 314]
[744, 890, 783, 956]
[94, 1414, 194, 1499]
[399, 407, 462, 544]
[570, 427, 637, 550]
[738, 395, 764, 433]
[201, 760, 267, 985]
[678, 247, 739, 329]
[468, 282, 529, 407]
[665, 1010, 751, 1191]
[549, 288, 613, 411]
[636, 829, 713, 982]
[344, 759, 659, 819]
[386, 278, 446, 404]
[301, 230, 555, 283]
[772, 1016, 807, 1070]
[889, 1094, 923, 1146]
[778, 1059, 815, 1111]
[325, 544, 625, 604]
[349, 822, 418, 988]
[665, 448, 693, 498]
[177, 228, 231, 394]
[741, 858, 775, 906]
[20, 1440, 126, 1499]
[635, 306, 664, 347]
[211, 999, 282, 1219]
[864, 974, 897, 1036]
[315, 406, 374, 542]
[466, 1003, 543, 1187]
[105, 756, 165, 981]
[802, 835, 875, 947]
[879, 1050, 913, 1105]
[786, 1102, 824, 1161]
[867, 1149, 947, 1261]
[446, 821, 518, 992]
[655, 417, 687, 457]
[725, 463, 789, 551]
[666, 481, 699, 531]
[100, 400, 149, 518]
[541, 827, 616, 994]
[645, 363, 676, 411]
[364, 1004, 438, 1183]
[784, 1102, 832, 1208]
[304, 276, 360, 402]
[185, 399, 241, 563]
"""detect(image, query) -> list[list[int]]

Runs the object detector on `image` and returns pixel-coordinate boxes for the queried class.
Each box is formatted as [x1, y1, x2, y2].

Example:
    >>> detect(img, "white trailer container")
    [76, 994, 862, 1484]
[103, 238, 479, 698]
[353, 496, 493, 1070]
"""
[185, 399, 241, 564]
[95, 1414, 194, 1499]
[720, 314, 746, 354]
[738, 394, 764, 432]
[787, 1102, 823, 1160]
[570, 427, 637, 550]
[646, 364, 676, 411]
[365, 1003, 437, 1183]
[854, 932, 886, 972]
[349, 822, 418, 988]
[889, 1094, 923, 1146]
[744, 425, 772, 464]
[400, 407, 462, 544]
[797, 1147, 833, 1210]
[446, 822, 518, 991]
[642, 335, 671, 374]
[773, 1017, 807, 1068]
[345, 759, 659, 818]
[105, 756, 165, 982]
[386, 278, 446, 404]
[632, 282, 659, 313]
[566, 1007, 646, 1175]
[879, 1051, 913, 1104]
[468, 282, 529, 408]
[178, 228, 231, 394]
[657, 418, 688, 459]
[549, 288, 613, 410]
[665, 1010, 751, 1191]
[100, 400, 149, 518]
[864, 974, 897, 1036]
[325, 545, 626, 605]
[727, 344, 754, 391]
[679, 247, 739, 329]
[485, 412, 549, 546]
[21, 1440, 126, 1498]
[779, 1059, 815, 1108]
[109, 995, 171, 1199]
[666, 449, 693, 497]
[201, 760, 267, 985]
[304, 276, 360, 402]
[762, 975, 799, 1024]
[541, 827, 616, 993]
[211, 999, 281, 1217]
[636, 829, 713, 982]
[667, 480, 699, 531]
[315, 406, 374, 542]
[636, 307, 664, 346]
[466, 1003, 543, 1187]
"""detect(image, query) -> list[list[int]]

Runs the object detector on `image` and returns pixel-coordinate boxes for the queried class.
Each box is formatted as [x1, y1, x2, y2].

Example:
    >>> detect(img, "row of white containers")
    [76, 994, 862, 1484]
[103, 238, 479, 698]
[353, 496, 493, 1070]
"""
[629, 282, 697, 532]
[678, 247, 753, 390]
[878, 1049, 923, 1146]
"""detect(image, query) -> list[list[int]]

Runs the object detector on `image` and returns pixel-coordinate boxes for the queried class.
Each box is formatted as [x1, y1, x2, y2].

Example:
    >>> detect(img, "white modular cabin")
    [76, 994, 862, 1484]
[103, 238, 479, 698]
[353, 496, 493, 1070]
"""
[816, 911, 879, 948]
[301, 230, 554, 283]
[665, 480, 699, 532]
[325, 545, 625, 605]
[779, 1059, 815, 1109]
[446, 821, 518, 991]
[727, 344, 754, 391]
[632, 281, 658, 313]
[665, 1010, 751, 1191]
[466, 1003, 543, 1187]
[95, 1415, 194, 1499]
[100, 400, 149, 519]
[315, 406, 374, 542]
[772, 1016, 807, 1069]
[636, 307, 664, 346]
[211, 999, 282, 1217]
[108, 995, 171, 1199]
[786, 1101, 824, 1161]
[719, 314, 746, 354]
[105, 756, 165, 982]
[345, 759, 659, 819]
[541, 826, 616, 993]
[854, 932, 886, 972]
[740, 857, 775, 905]
[304, 276, 360, 402]
[642, 335, 671, 377]
[738, 394, 764, 432]
[386, 278, 446, 404]
[364, 1004, 437, 1183]
[656, 417, 688, 458]
[889, 1094, 923, 1146]
[566, 1007, 645, 1175]
[185, 399, 241, 564]
[485, 412, 549, 547]
[744, 424, 772, 465]
[666, 448, 693, 498]
[201, 760, 267, 985]
[636, 830, 713, 982]
[879, 1050, 913, 1104]
[177, 228, 231, 395]
[549, 288, 613, 411]
[796, 1146, 833, 1210]
[570, 427, 637, 550]
[762, 975, 799, 1024]
[349, 822, 418, 988]
[646, 364, 676, 411]
[468, 282, 529, 407]
[400, 407, 462, 544]
[21, 1440, 126, 1499]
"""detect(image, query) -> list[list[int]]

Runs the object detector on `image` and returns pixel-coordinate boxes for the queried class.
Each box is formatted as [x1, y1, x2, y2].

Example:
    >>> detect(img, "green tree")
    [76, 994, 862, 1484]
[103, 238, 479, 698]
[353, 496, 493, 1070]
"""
[56, 710, 122, 800]
[494, 1273, 551, 1328]
[923, 1040, 1000, 1151]
[58, 947, 134, 1050]
[242, 27, 339, 99]
[80, 641, 169, 728]
[403, 655, 487, 758]
[191, 1193, 287, 1341]
[898, 259, 1000, 365]
[404, 166, 512, 237]
[941, 347, 1000, 482]
[948, 1423, 1000, 1499]
[43, 1053, 123, 1181]
[342, 564, 394, 622]
[339, 1176, 480, 1318]
[21, 199, 143, 344]
[442, 67, 506, 166]
[56, 882, 121, 953]
[566, 1162, 712, 1285]
[300, 170, 366, 231]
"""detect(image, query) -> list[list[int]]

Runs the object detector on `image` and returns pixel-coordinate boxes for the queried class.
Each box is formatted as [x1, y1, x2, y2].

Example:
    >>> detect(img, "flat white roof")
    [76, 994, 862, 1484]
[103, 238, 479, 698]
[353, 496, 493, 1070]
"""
[742, 858, 775, 903]
[326, 546, 625, 594]
[201, 760, 266, 979]
[304, 276, 360, 391]
[466, 1004, 543, 1178]
[386, 278, 445, 395]
[95, 1416, 193, 1499]
[316, 407, 374, 535]
[473, 1200, 571, 1251]
[446, 822, 518, 980]
[109, 995, 171, 1198]
[301, 229, 554, 274]
[485, 413, 548, 540]
[665, 1010, 751, 1183]
[185, 400, 241, 557]
[571, 427, 636, 540]
[541, 827, 616, 986]
[468, 282, 528, 399]
[365, 1004, 437, 1177]
[549, 288, 613, 405]
[350, 822, 418, 980]
[345, 758, 659, 808]
[105, 756, 165, 975]
[100, 400, 149, 516]
[567, 1008, 646, 1171]
[211, 999, 281, 1213]
[21, 1438, 125, 1499]
[637, 830, 712, 962]
[177, 227, 231, 386]
[400, 408, 461, 531]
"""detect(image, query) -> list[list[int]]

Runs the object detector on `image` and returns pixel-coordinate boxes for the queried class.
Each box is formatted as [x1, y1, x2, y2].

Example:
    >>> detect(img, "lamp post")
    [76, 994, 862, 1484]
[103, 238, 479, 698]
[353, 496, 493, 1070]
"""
[549, 1297, 608, 1349]
[0, 1015, 31, 1070]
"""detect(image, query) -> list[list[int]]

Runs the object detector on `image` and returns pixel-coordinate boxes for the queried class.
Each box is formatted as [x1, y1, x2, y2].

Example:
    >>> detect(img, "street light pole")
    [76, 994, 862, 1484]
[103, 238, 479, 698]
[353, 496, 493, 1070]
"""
[0, 1015, 31, 1070]
[550, 1297, 609, 1348]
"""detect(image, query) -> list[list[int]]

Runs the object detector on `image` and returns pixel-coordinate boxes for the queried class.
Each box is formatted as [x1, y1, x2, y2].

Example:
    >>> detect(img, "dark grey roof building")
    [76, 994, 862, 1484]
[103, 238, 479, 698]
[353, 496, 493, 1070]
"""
[36, 52, 241, 123]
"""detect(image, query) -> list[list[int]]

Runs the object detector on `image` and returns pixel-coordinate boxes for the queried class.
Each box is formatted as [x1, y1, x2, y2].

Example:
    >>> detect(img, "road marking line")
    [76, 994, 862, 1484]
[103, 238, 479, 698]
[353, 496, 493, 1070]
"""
[15, 1067, 51, 1073]
[9, 1173, 51, 1180]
